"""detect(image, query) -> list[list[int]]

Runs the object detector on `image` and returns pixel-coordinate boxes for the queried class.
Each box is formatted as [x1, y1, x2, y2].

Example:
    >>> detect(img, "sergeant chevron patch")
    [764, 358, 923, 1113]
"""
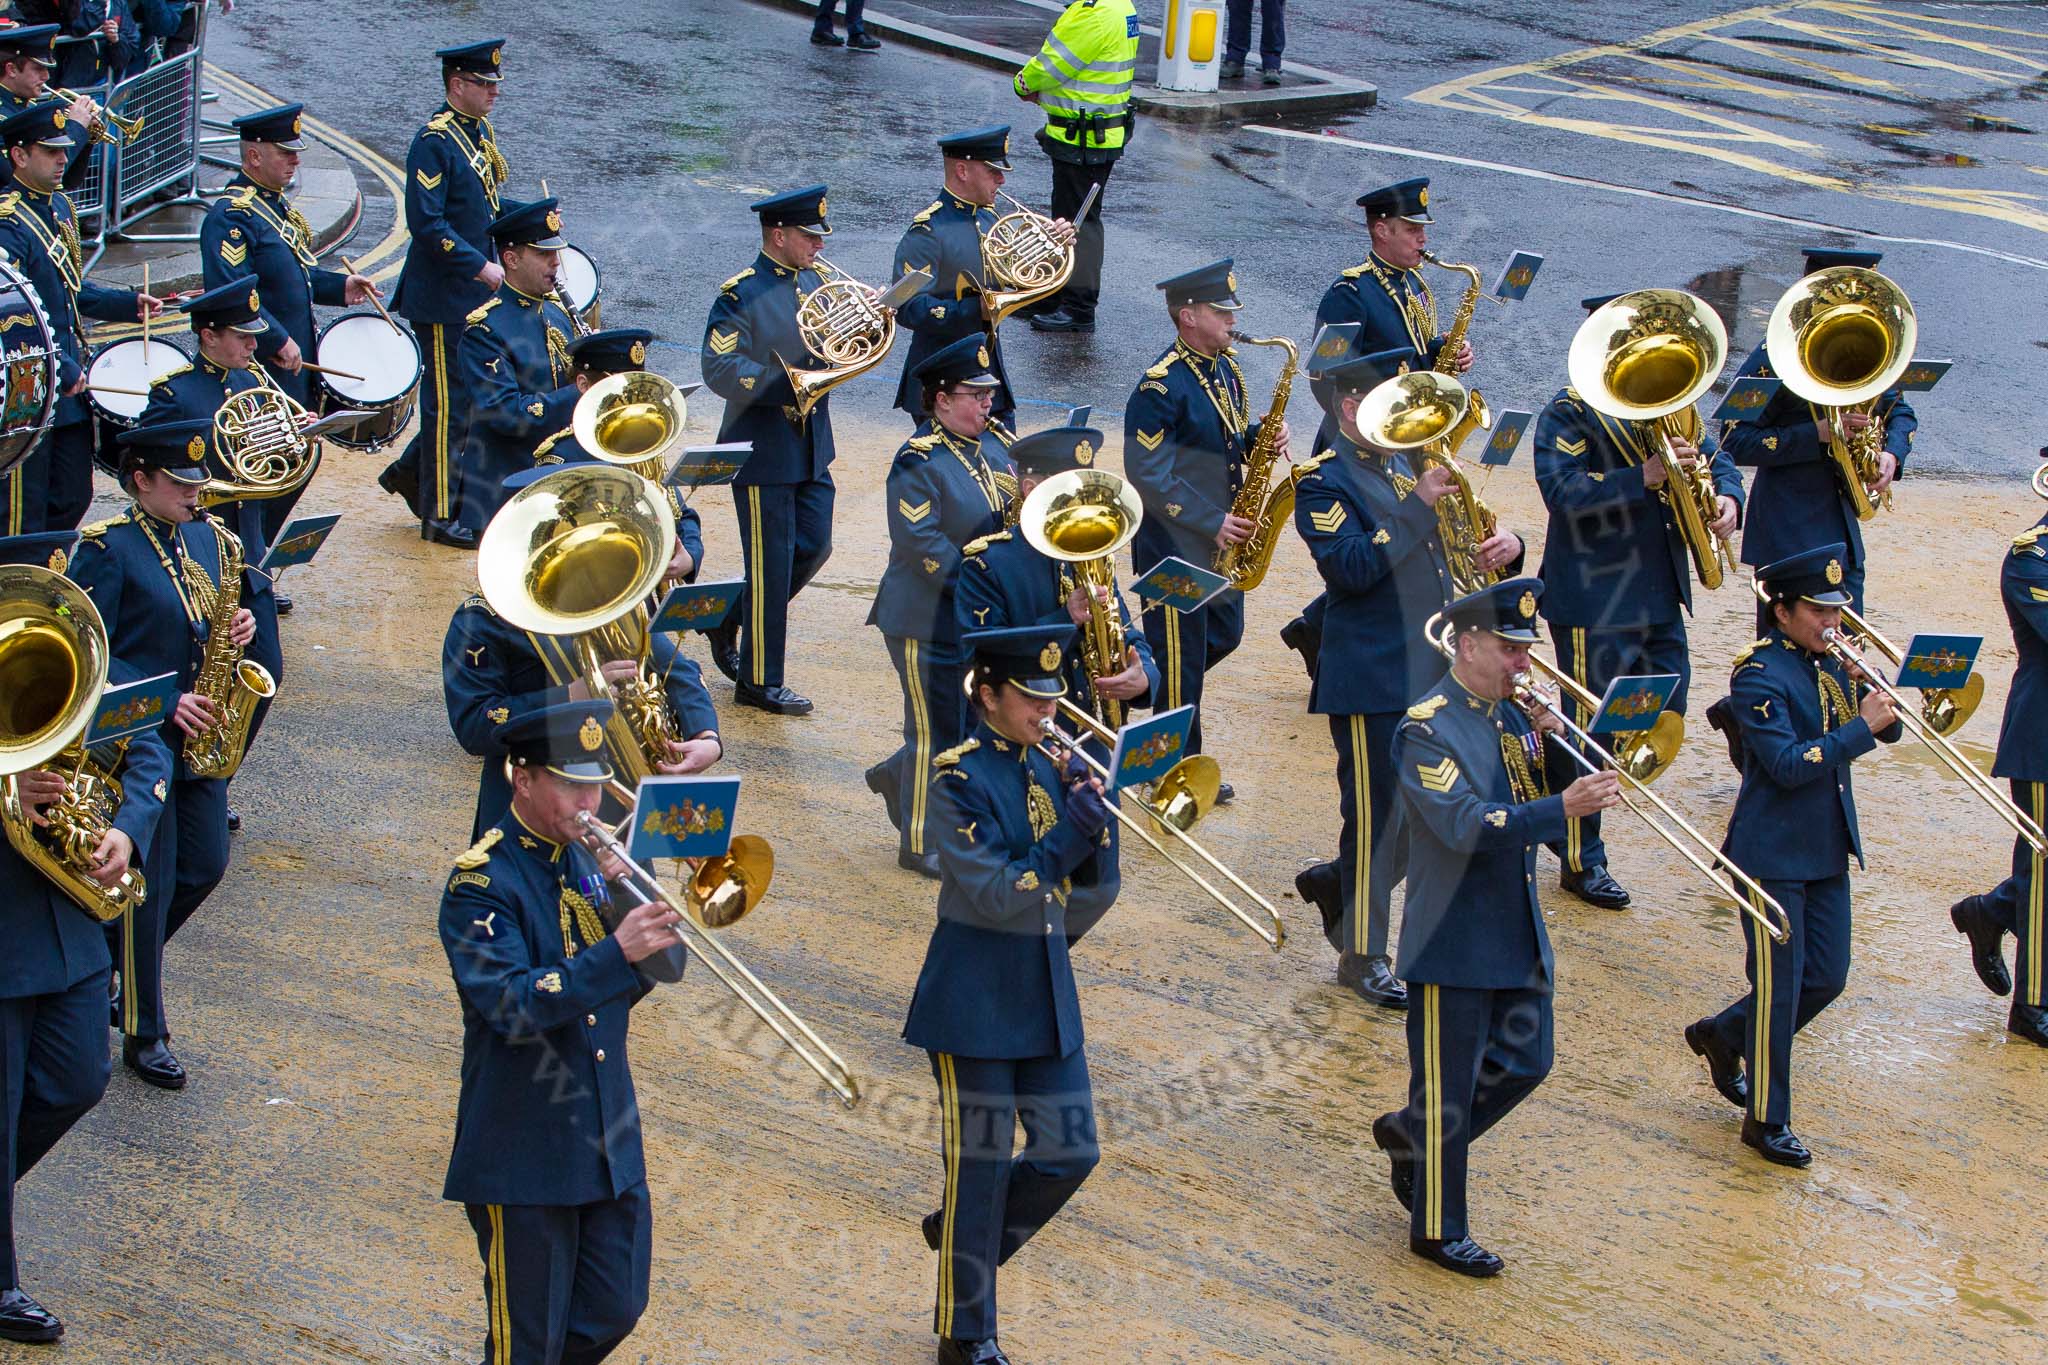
[1416, 757, 1460, 792]
[1308, 504, 1347, 534]
[899, 499, 931, 523]
[416, 168, 443, 189]
[1133, 429, 1164, 451]
[707, 330, 739, 355]
[1555, 437, 1587, 456]
[219, 243, 247, 266]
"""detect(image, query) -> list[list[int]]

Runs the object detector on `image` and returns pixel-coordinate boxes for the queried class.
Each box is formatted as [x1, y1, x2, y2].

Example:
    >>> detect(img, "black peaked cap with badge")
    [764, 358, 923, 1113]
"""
[438, 38, 505, 81]
[182, 275, 268, 333]
[1445, 576, 1545, 642]
[910, 333, 1000, 390]
[0, 103, 74, 149]
[1009, 425, 1104, 480]
[1357, 177, 1432, 222]
[937, 124, 1013, 169]
[117, 417, 214, 483]
[750, 184, 831, 236]
[966, 622, 1076, 698]
[1156, 258, 1241, 311]
[1757, 542, 1853, 606]
[501, 699, 617, 784]
[487, 196, 566, 249]
[231, 103, 307, 150]
[568, 327, 654, 374]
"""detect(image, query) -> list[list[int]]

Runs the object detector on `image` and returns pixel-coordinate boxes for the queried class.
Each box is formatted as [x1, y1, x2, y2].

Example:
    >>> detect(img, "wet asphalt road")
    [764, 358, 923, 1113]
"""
[10, 3, 2048, 1362]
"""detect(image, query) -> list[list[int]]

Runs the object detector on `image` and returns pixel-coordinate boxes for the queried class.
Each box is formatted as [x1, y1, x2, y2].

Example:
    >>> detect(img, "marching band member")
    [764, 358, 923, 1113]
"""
[0, 103, 160, 535]
[1949, 496, 2048, 1048]
[891, 126, 1025, 428]
[1293, 348, 1522, 1009]
[698, 185, 841, 716]
[1532, 293, 1744, 911]
[199, 102, 378, 546]
[0, 531, 171, 1346]
[867, 336, 1016, 879]
[71, 419, 258, 1090]
[452, 197, 581, 537]
[1124, 258, 1287, 775]
[0, 24, 89, 123]
[905, 623, 1117, 1365]
[1373, 578, 1618, 1276]
[1282, 177, 1468, 677]
[383, 37, 510, 550]
[1685, 544, 1901, 1168]
[438, 699, 677, 1365]
[443, 470, 719, 840]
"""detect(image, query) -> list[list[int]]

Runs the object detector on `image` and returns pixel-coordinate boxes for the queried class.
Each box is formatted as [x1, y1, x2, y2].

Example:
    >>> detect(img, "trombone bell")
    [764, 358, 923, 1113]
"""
[687, 835, 773, 930]
[1146, 755, 1219, 832]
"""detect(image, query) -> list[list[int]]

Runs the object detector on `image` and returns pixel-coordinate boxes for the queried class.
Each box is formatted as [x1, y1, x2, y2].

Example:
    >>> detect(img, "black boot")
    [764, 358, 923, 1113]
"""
[1410, 1236, 1503, 1277]
[377, 458, 420, 515]
[2010, 1002, 2048, 1047]
[1338, 951, 1407, 1009]
[0, 1288, 62, 1344]
[1295, 860, 1341, 941]
[1950, 895, 2012, 997]
[734, 682, 813, 716]
[1741, 1116, 1812, 1167]
[866, 761, 903, 831]
[1559, 864, 1630, 909]
[1028, 307, 1094, 334]
[1684, 1018, 1749, 1109]
[122, 1036, 187, 1090]
[705, 617, 741, 682]
[1372, 1112, 1414, 1211]
[420, 518, 477, 549]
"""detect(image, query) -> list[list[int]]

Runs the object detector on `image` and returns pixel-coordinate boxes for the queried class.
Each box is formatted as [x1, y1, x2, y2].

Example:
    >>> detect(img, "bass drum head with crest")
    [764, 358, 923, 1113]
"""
[0, 258, 59, 480]
[557, 245, 602, 330]
[87, 337, 188, 428]
[312, 312, 423, 452]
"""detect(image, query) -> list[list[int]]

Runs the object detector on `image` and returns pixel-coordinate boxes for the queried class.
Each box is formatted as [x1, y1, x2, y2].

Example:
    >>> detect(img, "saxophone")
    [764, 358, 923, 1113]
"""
[1420, 251, 1493, 458]
[181, 519, 277, 781]
[1214, 331, 1317, 593]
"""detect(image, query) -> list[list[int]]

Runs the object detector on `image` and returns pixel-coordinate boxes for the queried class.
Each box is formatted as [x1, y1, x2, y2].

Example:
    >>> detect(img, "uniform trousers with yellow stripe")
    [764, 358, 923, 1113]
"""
[1543, 620, 1689, 875]
[882, 635, 967, 859]
[732, 475, 835, 690]
[1976, 779, 2045, 1007]
[1326, 710, 1405, 957]
[106, 774, 228, 1043]
[1137, 587, 1242, 755]
[462, 1182, 651, 1365]
[1398, 976, 1553, 1245]
[927, 1049, 1098, 1341]
[2, 421, 96, 534]
[390, 321, 469, 522]
[1, 968, 111, 1293]
[1703, 874, 1851, 1126]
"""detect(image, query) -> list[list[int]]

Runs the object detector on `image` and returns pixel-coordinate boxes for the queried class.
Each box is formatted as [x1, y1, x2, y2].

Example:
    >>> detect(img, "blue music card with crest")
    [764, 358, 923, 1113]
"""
[1712, 376, 1781, 423]
[1897, 359, 1951, 392]
[666, 442, 752, 489]
[1480, 409, 1533, 466]
[1589, 673, 1680, 734]
[1895, 634, 1981, 691]
[629, 775, 741, 861]
[650, 578, 744, 634]
[85, 672, 180, 746]
[1491, 251, 1544, 302]
[1130, 556, 1229, 615]
[258, 513, 340, 575]
[1107, 705, 1194, 793]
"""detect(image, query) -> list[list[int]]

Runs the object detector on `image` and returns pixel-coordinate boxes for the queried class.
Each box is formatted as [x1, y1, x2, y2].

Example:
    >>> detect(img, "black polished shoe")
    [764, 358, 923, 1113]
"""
[1278, 614, 1321, 677]
[2010, 1002, 2048, 1047]
[1705, 695, 1746, 773]
[1028, 307, 1095, 334]
[866, 761, 903, 831]
[1684, 1018, 1749, 1109]
[1560, 864, 1631, 909]
[811, 29, 845, 45]
[226, 805, 242, 834]
[734, 682, 814, 716]
[936, 1338, 1010, 1365]
[1371, 1112, 1414, 1212]
[848, 31, 882, 49]
[273, 591, 294, 616]
[899, 849, 942, 881]
[1294, 860, 1341, 940]
[1410, 1235, 1503, 1278]
[705, 618, 741, 683]
[1216, 781, 1235, 805]
[420, 518, 477, 549]
[922, 1209, 942, 1251]
[0, 1287, 62, 1344]
[1338, 951, 1408, 1010]
[122, 1037, 187, 1090]
[1950, 895, 2012, 997]
[1741, 1117, 1812, 1168]
[376, 458, 420, 514]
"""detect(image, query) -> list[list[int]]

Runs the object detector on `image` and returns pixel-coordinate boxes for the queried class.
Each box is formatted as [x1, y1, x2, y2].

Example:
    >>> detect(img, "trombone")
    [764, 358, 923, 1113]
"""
[1523, 654, 1683, 785]
[1747, 579, 1981, 737]
[1818, 628, 2047, 857]
[575, 808, 862, 1107]
[1426, 614, 1793, 943]
[49, 87, 141, 145]
[1034, 714, 1286, 951]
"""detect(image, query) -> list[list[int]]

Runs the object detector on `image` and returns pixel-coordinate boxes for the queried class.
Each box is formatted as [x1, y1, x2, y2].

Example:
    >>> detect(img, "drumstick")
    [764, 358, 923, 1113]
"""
[298, 361, 366, 382]
[341, 255, 398, 331]
[90, 383, 152, 397]
[141, 263, 149, 351]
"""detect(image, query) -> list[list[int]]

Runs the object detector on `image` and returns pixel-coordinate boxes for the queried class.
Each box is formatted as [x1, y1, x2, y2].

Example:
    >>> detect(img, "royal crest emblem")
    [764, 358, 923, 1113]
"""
[578, 716, 604, 752]
[1039, 641, 1063, 671]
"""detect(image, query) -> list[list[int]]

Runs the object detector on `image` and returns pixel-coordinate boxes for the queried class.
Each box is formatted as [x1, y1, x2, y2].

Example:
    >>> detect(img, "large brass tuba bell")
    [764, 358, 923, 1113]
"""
[571, 371, 688, 482]
[1764, 266, 1916, 519]
[478, 465, 681, 787]
[1020, 468, 1144, 728]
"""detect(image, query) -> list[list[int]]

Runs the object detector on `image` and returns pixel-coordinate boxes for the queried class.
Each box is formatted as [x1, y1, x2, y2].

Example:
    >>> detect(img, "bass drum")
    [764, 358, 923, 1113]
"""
[557, 244, 602, 331]
[311, 311, 423, 452]
[86, 337, 188, 428]
[0, 258, 60, 479]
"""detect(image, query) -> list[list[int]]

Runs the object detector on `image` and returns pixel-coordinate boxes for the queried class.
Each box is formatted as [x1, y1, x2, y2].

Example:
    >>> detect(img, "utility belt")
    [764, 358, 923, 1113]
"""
[1045, 105, 1135, 147]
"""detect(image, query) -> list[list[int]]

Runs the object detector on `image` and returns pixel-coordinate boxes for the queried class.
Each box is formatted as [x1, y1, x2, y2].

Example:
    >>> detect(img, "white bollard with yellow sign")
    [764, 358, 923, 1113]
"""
[1156, 0, 1223, 92]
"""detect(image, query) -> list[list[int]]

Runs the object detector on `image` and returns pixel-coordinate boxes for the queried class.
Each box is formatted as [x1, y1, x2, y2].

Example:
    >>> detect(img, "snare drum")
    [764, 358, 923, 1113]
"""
[312, 311, 423, 452]
[86, 337, 188, 428]
[0, 258, 59, 479]
[556, 244, 603, 331]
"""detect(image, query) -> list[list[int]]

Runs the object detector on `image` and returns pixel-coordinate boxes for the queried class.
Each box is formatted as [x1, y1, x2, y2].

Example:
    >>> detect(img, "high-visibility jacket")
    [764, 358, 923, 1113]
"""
[1014, 0, 1139, 160]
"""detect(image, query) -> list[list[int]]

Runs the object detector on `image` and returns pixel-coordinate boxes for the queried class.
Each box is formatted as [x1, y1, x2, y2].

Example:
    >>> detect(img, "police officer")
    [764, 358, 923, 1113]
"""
[1292, 348, 1523, 1009]
[1533, 292, 1745, 912]
[1280, 177, 1470, 678]
[698, 185, 840, 716]
[443, 469, 719, 841]
[0, 103, 160, 535]
[1016, 0, 1137, 334]
[453, 197, 581, 537]
[0, 531, 171, 1345]
[1684, 544, 1901, 1168]
[382, 38, 510, 549]
[905, 623, 1117, 1365]
[869, 336, 1016, 879]
[953, 424, 1158, 735]
[137, 279, 286, 761]
[439, 699, 679, 1365]
[71, 418, 258, 1090]
[1371, 578, 1619, 1277]
[1948, 494, 2048, 1048]
[1124, 258, 1288, 773]
[199, 100, 378, 538]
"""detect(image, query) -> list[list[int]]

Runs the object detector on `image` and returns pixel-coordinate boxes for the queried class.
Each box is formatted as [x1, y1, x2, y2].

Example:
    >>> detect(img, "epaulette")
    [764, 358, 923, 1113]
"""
[906, 433, 944, 454]
[1143, 353, 1176, 382]
[453, 827, 502, 870]
[1339, 262, 1370, 280]
[910, 199, 942, 227]
[465, 297, 501, 327]
[1732, 638, 1771, 673]
[223, 185, 259, 212]
[961, 529, 1012, 557]
[933, 738, 979, 769]
[0, 191, 18, 219]
[1407, 694, 1449, 722]
[150, 362, 192, 389]
[533, 426, 573, 462]
[76, 512, 128, 542]
[719, 266, 754, 296]
[2012, 526, 2044, 555]
[425, 111, 455, 134]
